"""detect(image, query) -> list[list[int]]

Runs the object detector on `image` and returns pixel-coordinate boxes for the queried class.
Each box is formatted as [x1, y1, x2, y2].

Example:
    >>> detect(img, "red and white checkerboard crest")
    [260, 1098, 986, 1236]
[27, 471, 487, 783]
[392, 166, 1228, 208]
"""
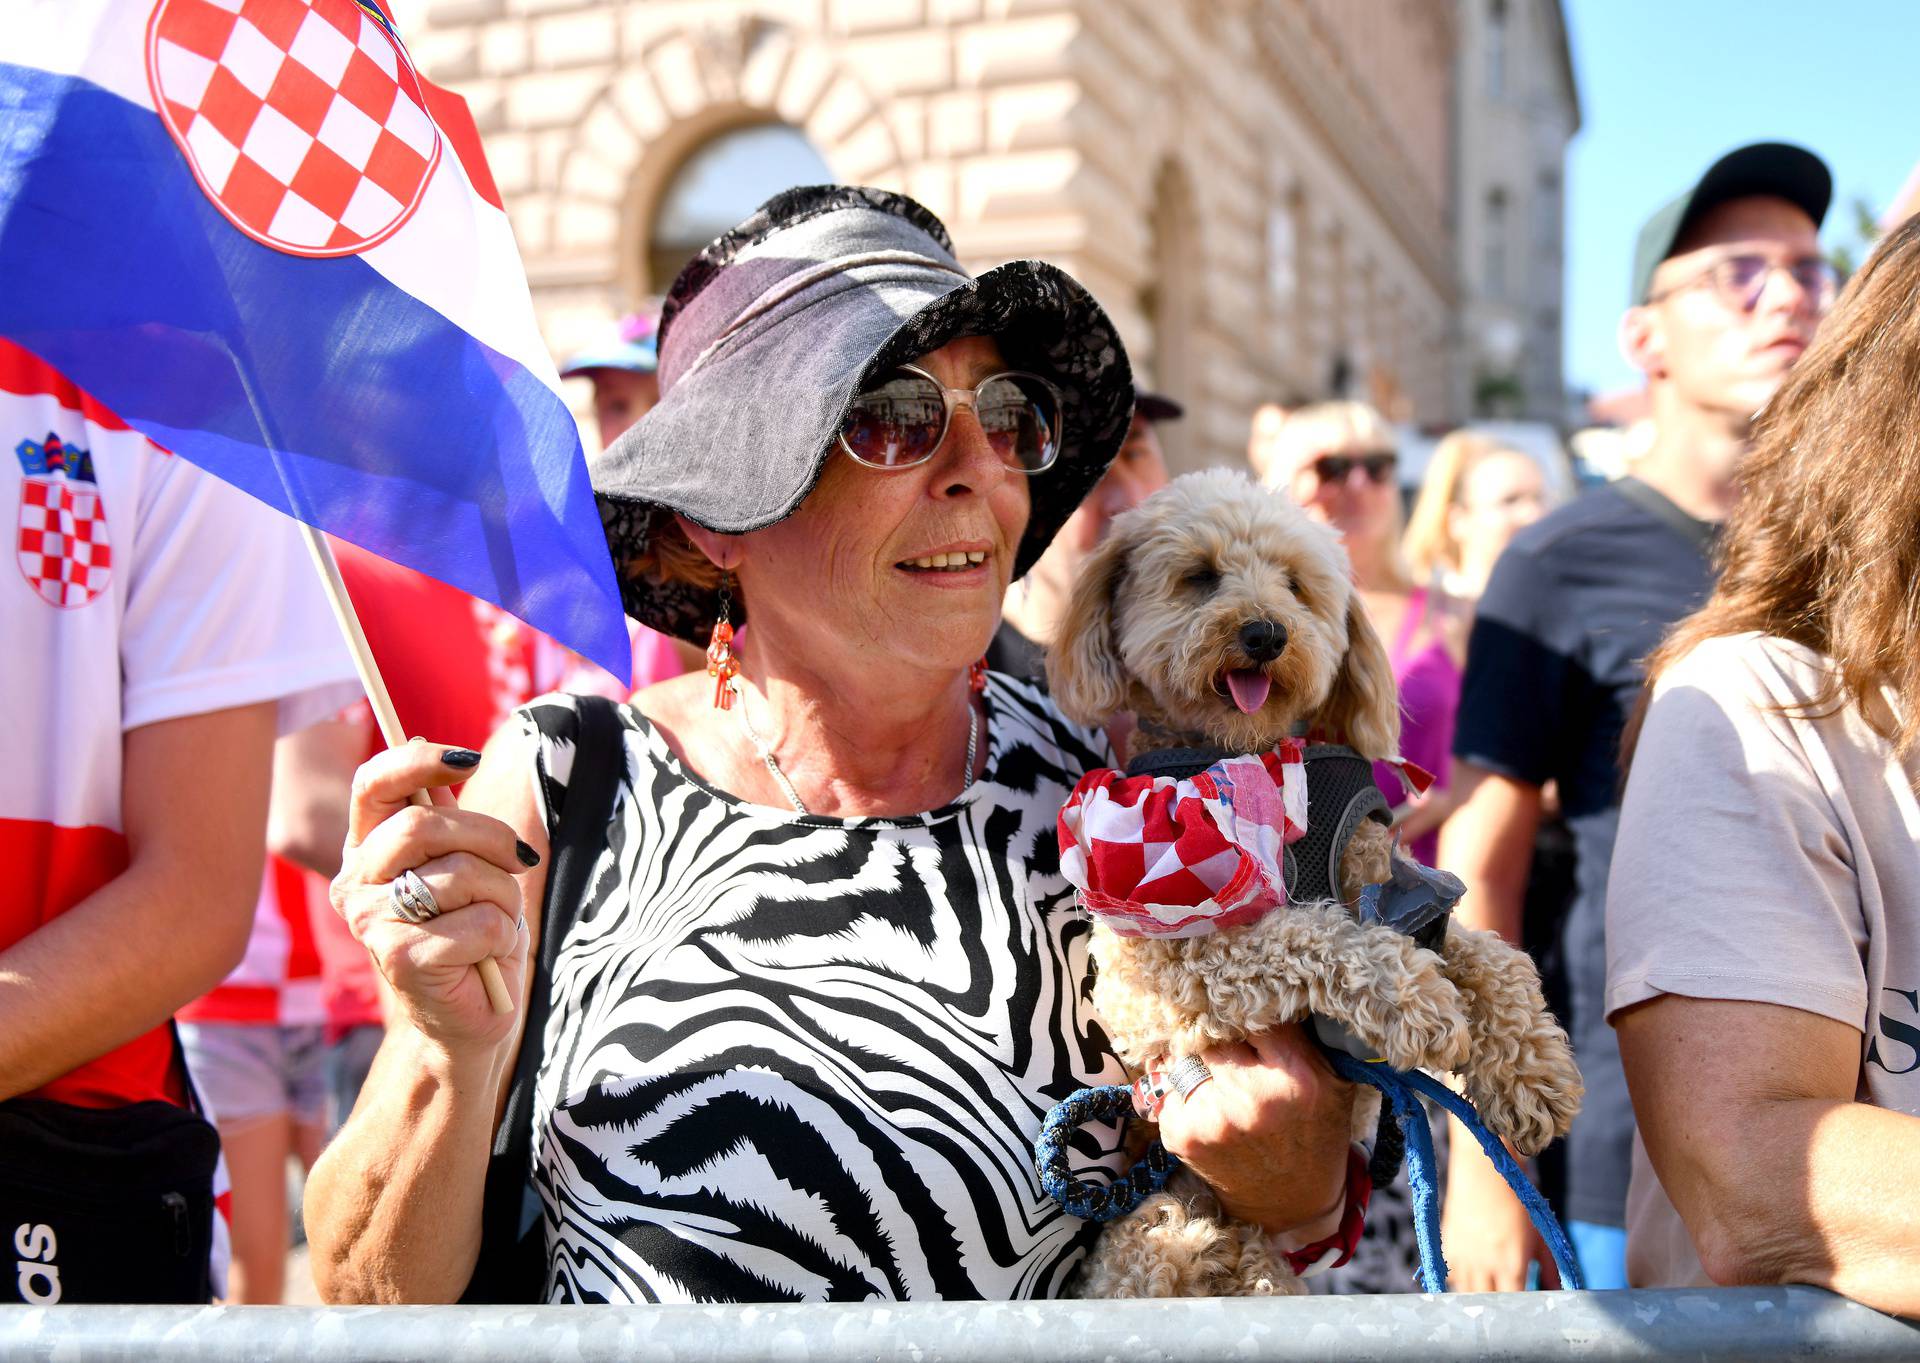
[144, 0, 442, 258]
[1057, 743, 1310, 939]
[16, 433, 113, 609]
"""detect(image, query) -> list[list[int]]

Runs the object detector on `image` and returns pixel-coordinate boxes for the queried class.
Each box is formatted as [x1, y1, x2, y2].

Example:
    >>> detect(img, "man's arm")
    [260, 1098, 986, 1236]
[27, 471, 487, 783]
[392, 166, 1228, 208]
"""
[267, 716, 365, 879]
[0, 701, 276, 1099]
[1437, 760, 1542, 944]
[1435, 759, 1552, 1290]
[1618, 994, 1920, 1316]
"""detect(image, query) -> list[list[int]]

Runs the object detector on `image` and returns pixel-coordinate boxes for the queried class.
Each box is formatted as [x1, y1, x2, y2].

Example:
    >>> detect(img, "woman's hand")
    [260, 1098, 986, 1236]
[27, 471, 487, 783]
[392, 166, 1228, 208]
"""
[1441, 1124, 1558, 1291]
[1152, 1028, 1355, 1235]
[330, 739, 533, 1060]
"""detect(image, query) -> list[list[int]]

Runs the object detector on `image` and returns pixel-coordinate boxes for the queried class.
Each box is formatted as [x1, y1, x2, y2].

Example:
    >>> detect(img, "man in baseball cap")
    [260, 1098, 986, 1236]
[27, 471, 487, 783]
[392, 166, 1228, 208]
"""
[990, 382, 1181, 682]
[560, 312, 660, 448]
[1440, 142, 1833, 1294]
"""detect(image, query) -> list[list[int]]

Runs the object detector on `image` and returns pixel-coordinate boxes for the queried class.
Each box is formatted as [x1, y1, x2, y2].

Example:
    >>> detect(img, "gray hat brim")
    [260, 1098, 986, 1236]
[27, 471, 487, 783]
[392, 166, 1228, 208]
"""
[592, 256, 1132, 642]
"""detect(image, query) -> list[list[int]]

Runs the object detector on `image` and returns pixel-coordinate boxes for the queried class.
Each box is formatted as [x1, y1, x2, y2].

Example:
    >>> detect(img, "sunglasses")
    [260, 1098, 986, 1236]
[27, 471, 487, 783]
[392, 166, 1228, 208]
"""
[839, 364, 1064, 473]
[1648, 252, 1839, 314]
[1309, 451, 1398, 486]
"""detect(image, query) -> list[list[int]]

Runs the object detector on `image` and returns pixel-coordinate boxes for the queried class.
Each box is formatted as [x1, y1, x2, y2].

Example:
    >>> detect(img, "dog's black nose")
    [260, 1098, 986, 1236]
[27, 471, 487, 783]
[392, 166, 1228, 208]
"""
[1238, 619, 1287, 662]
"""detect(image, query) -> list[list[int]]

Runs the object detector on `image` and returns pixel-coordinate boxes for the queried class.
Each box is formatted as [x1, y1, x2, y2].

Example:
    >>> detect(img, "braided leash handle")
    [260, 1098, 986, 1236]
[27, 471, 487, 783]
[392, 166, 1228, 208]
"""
[1034, 1085, 1177, 1223]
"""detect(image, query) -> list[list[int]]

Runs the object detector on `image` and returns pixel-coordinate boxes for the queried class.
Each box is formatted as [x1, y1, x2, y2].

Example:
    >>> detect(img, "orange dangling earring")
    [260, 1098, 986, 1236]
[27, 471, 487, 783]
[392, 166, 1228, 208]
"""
[707, 570, 741, 711]
[969, 657, 989, 694]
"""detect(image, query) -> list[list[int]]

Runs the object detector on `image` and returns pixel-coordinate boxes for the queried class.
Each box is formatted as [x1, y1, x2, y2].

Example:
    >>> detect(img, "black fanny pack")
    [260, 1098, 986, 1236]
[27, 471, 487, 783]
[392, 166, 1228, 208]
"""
[0, 1082, 220, 1304]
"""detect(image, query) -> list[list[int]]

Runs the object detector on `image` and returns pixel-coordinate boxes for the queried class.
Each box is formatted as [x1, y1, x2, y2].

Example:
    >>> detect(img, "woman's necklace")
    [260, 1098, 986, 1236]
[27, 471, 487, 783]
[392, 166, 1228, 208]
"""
[728, 678, 979, 816]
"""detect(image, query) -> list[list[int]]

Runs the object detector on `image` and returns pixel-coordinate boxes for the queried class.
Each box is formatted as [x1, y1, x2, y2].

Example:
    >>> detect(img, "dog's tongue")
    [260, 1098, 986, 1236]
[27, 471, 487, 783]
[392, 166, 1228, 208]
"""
[1223, 668, 1271, 714]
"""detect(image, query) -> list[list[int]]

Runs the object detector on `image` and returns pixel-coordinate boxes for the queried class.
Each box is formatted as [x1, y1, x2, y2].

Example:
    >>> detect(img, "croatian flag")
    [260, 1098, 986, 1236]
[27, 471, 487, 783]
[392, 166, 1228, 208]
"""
[0, 0, 629, 675]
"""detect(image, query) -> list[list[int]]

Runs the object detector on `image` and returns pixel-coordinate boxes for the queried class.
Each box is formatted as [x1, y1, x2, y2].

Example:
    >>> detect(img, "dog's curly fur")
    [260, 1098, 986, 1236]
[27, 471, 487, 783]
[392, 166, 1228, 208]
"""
[1046, 469, 1582, 1297]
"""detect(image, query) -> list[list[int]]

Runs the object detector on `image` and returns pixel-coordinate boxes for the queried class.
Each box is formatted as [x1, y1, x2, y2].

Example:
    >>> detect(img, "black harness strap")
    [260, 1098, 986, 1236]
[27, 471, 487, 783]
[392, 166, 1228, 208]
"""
[462, 695, 627, 1303]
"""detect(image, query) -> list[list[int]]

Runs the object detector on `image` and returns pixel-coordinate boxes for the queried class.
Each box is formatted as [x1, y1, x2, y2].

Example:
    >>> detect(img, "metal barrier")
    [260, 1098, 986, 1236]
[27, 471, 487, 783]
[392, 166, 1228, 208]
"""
[2, 1288, 1915, 1362]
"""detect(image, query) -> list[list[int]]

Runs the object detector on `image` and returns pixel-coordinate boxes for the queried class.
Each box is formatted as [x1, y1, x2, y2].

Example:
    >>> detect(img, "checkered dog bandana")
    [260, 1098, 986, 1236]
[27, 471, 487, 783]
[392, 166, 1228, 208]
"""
[1057, 739, 1309, 938]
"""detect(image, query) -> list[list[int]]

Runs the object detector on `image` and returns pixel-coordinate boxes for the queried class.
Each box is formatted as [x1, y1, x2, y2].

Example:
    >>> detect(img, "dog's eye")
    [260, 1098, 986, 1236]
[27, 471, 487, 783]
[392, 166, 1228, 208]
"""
[1185, 565, 1219, 591]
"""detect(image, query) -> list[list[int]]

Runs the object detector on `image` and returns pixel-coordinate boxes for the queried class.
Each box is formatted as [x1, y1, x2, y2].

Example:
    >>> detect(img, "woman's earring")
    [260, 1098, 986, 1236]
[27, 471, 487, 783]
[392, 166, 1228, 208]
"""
[707, 571, 741, 711]
[969, 657, 989, 694]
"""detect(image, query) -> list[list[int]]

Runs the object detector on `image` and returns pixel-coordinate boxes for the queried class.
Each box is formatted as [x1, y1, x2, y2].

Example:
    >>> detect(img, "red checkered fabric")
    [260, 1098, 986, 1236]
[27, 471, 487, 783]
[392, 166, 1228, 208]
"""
[145, 0, 441, 257]
[17, 477, 113, 609]
[1057, 740, 1309, 939]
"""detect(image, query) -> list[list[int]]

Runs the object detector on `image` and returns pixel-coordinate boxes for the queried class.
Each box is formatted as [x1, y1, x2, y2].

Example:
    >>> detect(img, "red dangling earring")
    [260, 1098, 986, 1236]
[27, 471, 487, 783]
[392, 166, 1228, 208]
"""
[707, 571, 741, 710]
[969, 657, 989, 694]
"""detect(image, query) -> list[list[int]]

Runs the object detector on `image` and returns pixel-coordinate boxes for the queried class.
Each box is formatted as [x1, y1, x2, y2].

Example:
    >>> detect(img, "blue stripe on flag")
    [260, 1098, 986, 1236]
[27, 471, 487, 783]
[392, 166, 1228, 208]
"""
[0, 63, 629, 677]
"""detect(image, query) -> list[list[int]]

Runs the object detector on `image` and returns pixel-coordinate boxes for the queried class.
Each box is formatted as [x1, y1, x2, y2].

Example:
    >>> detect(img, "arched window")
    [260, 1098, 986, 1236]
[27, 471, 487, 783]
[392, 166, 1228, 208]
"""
[645, 123, 834, 291]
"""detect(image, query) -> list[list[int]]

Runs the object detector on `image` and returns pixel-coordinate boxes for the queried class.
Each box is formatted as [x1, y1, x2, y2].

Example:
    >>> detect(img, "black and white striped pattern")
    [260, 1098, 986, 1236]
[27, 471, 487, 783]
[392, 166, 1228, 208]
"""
[517, 675, 1127, 1302]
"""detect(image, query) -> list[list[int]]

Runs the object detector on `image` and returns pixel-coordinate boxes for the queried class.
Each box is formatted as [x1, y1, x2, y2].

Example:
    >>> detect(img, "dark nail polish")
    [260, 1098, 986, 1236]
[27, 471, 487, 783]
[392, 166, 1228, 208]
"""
[515, 839, 542, 868]
[442, 748, 482, 769]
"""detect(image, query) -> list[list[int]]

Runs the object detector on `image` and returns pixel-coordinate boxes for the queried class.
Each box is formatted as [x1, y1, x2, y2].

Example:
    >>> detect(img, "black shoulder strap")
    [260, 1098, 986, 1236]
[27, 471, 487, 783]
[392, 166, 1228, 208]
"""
[462, 695, 627, 1303]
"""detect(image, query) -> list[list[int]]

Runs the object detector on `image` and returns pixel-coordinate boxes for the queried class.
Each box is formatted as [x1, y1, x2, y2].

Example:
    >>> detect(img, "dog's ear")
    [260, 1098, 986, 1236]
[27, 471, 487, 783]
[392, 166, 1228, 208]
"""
[1046, 525, 1134, 726]
[1315, 590, 1401, 760]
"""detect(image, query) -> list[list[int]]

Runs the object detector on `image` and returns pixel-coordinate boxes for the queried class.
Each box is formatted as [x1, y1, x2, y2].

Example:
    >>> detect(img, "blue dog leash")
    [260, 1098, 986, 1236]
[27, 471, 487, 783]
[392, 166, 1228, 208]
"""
[1035, 1053, 1583, 1292]
[1320, 1048, 1584, 1292]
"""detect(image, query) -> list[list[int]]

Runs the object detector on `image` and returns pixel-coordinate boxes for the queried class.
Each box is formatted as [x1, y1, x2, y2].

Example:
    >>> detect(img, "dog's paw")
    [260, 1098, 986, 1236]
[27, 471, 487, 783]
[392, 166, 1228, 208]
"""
[1463, 1027, 1584, 1156]
[1374, 993, 1471, 1074]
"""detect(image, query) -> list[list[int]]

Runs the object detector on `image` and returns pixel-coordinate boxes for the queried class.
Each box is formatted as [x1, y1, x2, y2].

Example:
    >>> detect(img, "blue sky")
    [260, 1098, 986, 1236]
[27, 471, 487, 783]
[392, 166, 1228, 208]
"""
[1561, 0, 1919, 396]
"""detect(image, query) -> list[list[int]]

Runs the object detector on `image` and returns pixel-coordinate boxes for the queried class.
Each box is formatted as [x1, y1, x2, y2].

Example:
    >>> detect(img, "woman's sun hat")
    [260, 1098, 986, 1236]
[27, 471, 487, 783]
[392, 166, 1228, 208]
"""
[592, 185, 1134, 641]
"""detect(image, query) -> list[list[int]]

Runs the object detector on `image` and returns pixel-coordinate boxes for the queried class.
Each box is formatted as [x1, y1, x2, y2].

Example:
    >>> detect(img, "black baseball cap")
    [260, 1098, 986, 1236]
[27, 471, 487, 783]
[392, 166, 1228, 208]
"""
[1630, 142, 1832, 306]
[1133, 384, 1183, 423]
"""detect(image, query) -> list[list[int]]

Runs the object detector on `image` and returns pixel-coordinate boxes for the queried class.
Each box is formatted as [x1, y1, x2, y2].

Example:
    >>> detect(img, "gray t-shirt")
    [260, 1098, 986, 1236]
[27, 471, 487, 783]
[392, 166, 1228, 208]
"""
[1606, 632, 1920, 1287]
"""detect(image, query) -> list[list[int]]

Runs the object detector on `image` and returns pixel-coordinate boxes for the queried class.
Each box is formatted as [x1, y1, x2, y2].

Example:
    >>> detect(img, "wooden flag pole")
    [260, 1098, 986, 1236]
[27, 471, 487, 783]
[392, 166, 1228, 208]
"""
[298, 524, 515, 1016]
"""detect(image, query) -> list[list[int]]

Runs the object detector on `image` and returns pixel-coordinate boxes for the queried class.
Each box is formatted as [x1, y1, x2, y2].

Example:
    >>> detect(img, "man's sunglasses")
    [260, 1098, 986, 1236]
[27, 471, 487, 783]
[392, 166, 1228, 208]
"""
[1647, 253, 1839, 314]
[839, 365, 1064, 473]
[1309, 451, 1398, 486]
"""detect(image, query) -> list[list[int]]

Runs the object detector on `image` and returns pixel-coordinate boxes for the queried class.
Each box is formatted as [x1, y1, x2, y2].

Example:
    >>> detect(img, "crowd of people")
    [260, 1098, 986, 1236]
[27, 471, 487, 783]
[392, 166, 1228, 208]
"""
[4, 139, 1916, 1318]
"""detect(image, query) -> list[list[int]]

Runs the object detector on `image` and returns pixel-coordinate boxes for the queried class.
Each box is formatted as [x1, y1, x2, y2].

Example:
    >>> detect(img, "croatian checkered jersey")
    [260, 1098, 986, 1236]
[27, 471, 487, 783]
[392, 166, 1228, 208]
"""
[516, 677, 1130, 1302]
[0, 342, 356, 1107]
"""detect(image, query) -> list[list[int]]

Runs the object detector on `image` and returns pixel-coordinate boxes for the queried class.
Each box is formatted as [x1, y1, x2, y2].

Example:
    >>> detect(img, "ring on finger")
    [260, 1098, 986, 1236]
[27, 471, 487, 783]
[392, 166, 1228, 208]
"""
[389, 868, 441, 924]
[1167, 1055, 1213, 1101]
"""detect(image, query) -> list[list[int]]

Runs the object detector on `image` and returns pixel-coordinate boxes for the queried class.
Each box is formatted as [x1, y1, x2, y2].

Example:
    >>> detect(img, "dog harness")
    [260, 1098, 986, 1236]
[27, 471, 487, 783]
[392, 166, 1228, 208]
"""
[1120, 740, 1403, 909]
[1040, 741, 1583, 1290]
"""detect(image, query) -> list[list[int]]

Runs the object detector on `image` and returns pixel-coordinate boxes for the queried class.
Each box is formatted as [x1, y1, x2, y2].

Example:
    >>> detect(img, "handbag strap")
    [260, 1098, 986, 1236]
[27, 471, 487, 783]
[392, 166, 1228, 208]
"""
[464, 694, 627, 1302]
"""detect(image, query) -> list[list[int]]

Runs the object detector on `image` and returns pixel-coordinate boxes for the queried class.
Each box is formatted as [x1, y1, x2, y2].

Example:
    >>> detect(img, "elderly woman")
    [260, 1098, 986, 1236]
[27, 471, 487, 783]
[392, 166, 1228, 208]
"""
[305, 188, 1354, 1303]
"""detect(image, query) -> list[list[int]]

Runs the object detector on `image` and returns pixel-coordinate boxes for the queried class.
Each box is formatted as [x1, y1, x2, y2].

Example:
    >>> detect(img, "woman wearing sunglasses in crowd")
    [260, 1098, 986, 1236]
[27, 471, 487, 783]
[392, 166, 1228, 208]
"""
[1256, 401, 1458, 867]
[304, 188, 1359, 1303]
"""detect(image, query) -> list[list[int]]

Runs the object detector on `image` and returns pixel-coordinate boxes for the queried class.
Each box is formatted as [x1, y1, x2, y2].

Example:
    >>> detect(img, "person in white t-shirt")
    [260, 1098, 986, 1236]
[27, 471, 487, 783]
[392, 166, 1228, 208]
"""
[1607, 216, 1920, 1317]
[0, 342, 357, 1302]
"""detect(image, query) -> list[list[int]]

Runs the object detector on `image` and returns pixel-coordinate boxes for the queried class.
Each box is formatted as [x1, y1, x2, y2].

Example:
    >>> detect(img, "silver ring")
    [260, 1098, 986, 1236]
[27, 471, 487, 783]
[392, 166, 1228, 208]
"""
[389, 869, 440, 924]
[1167, 1055, 1214, 1101]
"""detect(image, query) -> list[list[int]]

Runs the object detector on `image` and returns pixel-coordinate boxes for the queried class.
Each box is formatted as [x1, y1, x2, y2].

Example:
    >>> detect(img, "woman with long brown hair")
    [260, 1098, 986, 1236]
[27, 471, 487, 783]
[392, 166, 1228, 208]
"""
[1604, 215, 1920, 1314]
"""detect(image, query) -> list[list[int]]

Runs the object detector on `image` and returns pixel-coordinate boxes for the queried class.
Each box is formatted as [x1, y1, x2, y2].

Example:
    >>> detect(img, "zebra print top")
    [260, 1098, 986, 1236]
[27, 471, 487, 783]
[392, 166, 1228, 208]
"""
[516, 674, 1128, 1303]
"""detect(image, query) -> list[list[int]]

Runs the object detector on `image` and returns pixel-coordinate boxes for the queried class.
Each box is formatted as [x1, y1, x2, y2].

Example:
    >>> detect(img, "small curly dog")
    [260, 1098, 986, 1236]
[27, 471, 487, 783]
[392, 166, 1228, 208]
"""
[1046, 468, 1581, 1296]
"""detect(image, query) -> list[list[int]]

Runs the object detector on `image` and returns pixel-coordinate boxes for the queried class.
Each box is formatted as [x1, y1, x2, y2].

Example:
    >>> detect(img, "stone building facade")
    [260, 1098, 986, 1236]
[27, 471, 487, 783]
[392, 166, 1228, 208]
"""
[405, 0, 1571, 471]
[1450, 0, 1580, 425]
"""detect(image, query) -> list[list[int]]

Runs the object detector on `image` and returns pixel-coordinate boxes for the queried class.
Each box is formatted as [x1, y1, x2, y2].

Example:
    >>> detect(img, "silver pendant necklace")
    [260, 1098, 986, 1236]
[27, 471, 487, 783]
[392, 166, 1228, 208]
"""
[729, 677, 979, 816]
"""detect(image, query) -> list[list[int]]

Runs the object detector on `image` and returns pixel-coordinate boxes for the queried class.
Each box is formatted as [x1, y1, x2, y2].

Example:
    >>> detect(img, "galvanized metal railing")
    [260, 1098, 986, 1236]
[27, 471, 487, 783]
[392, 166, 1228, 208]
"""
[2, 1288, 1916, 1362]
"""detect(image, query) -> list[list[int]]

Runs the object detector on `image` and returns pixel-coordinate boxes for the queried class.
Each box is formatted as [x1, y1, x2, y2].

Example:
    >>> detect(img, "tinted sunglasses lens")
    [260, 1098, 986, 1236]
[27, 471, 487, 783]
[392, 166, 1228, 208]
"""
[1361, 454, 1398, 483]
[1720, 255, 1771, 307]
[841, 371, 946, 467]
[1795, 260, 1839, 309]
[976, 373, 1061, 471]
[1312, 456, 1353, 483]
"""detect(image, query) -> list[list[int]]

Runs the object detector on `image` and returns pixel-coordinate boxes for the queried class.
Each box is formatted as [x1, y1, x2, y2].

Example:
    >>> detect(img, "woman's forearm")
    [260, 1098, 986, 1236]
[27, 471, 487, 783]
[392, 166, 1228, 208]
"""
[1694, 1097, 1920, 1316]
[304, 1027, 503, 1303]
